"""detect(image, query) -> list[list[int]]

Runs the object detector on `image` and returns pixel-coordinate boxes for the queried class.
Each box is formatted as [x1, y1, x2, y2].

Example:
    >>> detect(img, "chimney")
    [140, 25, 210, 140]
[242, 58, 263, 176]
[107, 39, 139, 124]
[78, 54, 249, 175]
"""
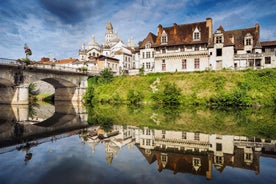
[158, 24, 163, 35]
[173, 23, 177, 34]
[206, 18, 213, 40]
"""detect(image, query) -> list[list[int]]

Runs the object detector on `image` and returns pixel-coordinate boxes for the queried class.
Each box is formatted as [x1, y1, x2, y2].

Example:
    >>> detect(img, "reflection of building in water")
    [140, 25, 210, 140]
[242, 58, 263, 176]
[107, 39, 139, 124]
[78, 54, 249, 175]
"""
[83, 125, 137, 165]
[82, 125, 276, 179]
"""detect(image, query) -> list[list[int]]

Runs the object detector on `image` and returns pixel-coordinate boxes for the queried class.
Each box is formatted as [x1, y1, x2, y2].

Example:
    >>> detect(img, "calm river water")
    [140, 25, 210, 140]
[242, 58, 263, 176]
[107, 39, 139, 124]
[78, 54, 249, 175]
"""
[0, 103, 275, 184]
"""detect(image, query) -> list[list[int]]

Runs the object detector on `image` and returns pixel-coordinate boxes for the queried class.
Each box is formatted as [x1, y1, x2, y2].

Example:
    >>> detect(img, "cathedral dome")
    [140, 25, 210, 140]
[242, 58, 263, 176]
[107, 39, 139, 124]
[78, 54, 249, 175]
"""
[87, 35, 100, 50]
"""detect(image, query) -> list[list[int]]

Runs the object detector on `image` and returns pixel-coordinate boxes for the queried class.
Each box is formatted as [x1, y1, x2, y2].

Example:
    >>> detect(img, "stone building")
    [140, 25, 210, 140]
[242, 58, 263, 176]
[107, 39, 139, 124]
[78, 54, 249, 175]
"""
[139, 18, 276, 73]
[139, 18, 213, 73]
[78, 22, 136, 74]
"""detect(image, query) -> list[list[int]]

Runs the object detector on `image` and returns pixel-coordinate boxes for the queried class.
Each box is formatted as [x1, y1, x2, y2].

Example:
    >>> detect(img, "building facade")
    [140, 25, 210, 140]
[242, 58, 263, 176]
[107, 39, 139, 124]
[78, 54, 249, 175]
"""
[139, 18, 276, 74]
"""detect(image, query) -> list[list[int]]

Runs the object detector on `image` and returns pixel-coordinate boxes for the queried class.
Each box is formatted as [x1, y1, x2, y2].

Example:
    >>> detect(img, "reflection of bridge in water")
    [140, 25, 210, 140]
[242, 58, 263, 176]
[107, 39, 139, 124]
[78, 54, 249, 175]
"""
[0, 102, 89, 152]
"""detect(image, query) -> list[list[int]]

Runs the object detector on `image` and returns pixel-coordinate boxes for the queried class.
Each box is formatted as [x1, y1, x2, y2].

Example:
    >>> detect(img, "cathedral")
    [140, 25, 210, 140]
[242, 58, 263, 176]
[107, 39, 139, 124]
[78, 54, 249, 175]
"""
[78, 22, 137, 74]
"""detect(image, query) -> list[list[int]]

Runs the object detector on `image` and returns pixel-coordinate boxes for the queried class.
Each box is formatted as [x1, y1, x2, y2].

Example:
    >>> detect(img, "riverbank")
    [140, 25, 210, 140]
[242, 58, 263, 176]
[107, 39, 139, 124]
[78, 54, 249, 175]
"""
[86, 68, 276, 107]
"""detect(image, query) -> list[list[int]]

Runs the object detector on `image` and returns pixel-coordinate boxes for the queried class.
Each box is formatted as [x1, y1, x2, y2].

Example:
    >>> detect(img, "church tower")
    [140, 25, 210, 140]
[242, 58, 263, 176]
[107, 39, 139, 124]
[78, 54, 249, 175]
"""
[105, 21, 114, 43]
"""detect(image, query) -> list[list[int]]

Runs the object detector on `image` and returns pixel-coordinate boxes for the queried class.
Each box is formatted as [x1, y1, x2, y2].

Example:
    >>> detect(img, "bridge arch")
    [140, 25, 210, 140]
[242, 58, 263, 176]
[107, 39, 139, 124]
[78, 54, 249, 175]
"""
[0, 64, 88, 104]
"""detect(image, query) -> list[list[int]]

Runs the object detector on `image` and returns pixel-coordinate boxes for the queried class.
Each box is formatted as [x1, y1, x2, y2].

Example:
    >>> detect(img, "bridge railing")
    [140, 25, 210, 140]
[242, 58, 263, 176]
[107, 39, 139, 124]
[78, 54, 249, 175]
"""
[28, 64, 100, 75]
[0, 58, 17, 65]
[0, 58, 100, 75]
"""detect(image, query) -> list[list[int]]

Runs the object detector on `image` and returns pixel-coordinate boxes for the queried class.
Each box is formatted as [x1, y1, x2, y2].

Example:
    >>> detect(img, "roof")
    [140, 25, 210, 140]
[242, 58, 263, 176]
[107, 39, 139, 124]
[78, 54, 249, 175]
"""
[140, 20, 210, 48]
[224, 27, 259, 50]
[261, 40, 276, 47]
[56, 58, 76, 64]
[139, 32, 157, 48]
[98, 55, 119, 62]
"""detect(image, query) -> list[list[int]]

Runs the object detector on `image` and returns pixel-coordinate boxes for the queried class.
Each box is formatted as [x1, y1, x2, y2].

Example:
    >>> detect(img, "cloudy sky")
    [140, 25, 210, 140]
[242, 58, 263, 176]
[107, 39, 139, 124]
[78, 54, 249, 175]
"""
[1, 0, 276, 61]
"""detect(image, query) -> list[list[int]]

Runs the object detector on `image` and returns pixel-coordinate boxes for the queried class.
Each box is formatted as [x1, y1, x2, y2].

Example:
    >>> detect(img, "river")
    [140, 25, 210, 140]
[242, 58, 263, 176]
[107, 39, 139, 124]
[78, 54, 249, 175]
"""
[0, 103, 275, 184]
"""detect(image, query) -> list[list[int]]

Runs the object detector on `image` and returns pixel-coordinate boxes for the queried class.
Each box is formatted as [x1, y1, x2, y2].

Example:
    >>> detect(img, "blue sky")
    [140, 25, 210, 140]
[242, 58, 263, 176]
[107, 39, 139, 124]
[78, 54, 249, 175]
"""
[0, 0, 276, 61]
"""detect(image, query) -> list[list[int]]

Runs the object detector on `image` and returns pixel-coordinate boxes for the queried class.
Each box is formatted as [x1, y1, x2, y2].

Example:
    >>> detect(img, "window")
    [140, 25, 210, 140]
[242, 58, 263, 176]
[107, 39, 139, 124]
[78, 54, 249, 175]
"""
[193, 158, 201, 166]
[146, 139, 151, 146]
[182, 132, 187, 139]
[265, 57, 271, 64]
[194, 133, 199, 140]
[146, 62, 150, 69]
[146, 52, 150, 58]
[142, 52, 145, 58]
[244, 33, 253, 46]
[246, 38, 252, 45]
[216, 48, 222, 56]
[145, 42, 151, 48]
[216, 36, 222, 43]
[245, 153, 252, 160]
[193, 27, 201, 41]
[182, 59, 187, 69]
[195, 45, 199, 51]
[161, 154, 167, 162]
[162, 59, 166, 71]
[162, 48, 166, 53]
[216, 143, 222, 151]
[152, 51, 155, 58]
[161, 36, 167, 43]
[194, 59, 200, 69]
[215, 156, 223, 164]
[194, 32, 200, 40]
[161, 30, 168, 44]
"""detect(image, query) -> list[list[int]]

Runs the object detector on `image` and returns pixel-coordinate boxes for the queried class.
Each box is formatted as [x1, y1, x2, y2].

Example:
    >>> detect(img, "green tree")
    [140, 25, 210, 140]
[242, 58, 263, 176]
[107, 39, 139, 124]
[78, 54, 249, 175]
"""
[99, 68, 113, 83]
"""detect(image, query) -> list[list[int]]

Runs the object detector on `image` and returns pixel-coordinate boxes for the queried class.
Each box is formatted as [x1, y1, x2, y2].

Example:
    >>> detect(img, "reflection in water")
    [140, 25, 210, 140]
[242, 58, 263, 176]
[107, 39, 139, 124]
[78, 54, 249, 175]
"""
[0, 103, 275, 183]
[80, 125, 276, 180]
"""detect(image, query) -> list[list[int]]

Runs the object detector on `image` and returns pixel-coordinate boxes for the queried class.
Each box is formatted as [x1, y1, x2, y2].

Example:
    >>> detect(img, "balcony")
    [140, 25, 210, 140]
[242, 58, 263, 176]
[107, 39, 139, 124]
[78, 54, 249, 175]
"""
[234, 53, 263, 59]
[155, 50, 208, 58]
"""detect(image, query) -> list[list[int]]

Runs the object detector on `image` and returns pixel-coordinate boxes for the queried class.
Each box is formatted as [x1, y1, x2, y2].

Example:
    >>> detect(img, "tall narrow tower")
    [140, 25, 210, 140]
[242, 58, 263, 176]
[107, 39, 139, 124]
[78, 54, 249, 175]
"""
[105, 21, 114, 43]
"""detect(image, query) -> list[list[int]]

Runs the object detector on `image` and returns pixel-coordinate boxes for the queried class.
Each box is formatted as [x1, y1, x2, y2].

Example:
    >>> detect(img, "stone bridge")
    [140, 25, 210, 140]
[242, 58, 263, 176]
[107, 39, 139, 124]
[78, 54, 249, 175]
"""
[0, 64, 89, 104]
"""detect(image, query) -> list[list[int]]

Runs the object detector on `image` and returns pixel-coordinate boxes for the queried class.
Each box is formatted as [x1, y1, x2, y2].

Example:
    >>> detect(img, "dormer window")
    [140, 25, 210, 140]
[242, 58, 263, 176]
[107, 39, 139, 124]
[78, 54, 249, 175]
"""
[161, 30, 168, 44]
[216, 36, 222, 43]
[145, 42, 151, 48]
[246, 38, 252, 45]
[193, 27, 201, 41]
[245, 33, 253, 46]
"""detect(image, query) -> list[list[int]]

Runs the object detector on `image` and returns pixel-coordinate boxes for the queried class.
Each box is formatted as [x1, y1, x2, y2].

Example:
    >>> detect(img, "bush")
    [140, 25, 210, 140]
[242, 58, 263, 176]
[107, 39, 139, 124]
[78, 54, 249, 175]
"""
[99, 68, 113, 83]
[152, 82, 181, 104]
[127, 90, 144, 104]
[83, 87, 94, 103]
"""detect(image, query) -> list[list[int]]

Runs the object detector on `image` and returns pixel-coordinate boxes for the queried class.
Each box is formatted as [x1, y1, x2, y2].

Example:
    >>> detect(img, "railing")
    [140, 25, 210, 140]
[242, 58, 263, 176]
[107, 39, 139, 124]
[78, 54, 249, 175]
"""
[0, 58, 100, 75]
[0, 58, 17, 64]
[155, 50, 208, 58]
[234, 53, 263, 59]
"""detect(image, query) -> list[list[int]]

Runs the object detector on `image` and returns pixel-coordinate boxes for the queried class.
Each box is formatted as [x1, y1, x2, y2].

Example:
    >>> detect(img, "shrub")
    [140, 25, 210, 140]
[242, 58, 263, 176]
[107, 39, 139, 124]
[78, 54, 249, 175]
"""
[83, 87, 94, 103]
[99, 68, 113, 83]
[127, 90, 144, 104]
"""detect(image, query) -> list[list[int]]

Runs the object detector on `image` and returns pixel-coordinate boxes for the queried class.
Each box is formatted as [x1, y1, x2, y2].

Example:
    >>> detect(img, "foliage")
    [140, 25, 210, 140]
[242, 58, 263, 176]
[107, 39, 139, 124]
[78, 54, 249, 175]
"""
[127, 90, 144, 104]
[139, 66, 145, 75]
[78, 66, 88, 72]
[99, 68, 114, 83]
[84, 68, 276, 107]
[152, 82, 181, 104]
[83, 87, 94, 103]
[85, 103, 276, 139]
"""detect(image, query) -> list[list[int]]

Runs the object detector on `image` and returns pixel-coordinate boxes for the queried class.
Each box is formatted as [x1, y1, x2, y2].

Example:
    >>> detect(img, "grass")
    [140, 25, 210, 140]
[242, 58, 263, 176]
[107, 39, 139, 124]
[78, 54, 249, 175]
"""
[87, 68, 276, 106]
